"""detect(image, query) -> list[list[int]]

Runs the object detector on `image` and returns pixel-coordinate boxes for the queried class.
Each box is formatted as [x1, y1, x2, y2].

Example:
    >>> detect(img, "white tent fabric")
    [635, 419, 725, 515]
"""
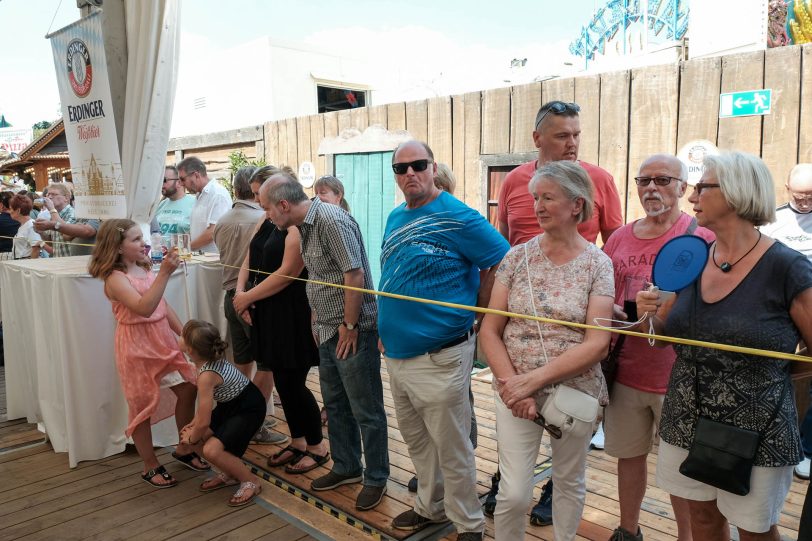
[120, 0, 180, 223]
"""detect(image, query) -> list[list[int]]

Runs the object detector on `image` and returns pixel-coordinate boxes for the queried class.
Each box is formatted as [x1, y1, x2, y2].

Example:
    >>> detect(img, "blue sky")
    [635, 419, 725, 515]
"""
[0, 0, 600, 129]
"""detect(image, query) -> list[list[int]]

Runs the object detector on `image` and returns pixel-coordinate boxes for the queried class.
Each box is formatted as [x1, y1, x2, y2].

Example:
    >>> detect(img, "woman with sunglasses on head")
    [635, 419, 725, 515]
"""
[637, 151, 812, 541]
[480, 161, 614, 541]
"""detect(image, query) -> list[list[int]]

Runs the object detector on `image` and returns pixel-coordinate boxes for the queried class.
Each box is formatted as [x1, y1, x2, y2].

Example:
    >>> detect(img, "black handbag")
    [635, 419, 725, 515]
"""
[677, 282, 787, 496]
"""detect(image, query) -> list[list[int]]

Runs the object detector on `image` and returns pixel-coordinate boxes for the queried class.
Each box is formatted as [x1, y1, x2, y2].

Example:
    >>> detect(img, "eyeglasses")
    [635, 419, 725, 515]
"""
[693, 182, 721, 195]
[634, 176, 681, 187]
[392, 159, 433, 175]
[163, 177, 179, 183]
[534, 101, 581, 130]
[178, 172, 196, 183]
[533, 414, 562, 439]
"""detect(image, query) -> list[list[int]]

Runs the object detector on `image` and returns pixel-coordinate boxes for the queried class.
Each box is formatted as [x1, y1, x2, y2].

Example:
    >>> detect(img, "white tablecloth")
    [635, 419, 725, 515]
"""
[1, 255, 225, 467]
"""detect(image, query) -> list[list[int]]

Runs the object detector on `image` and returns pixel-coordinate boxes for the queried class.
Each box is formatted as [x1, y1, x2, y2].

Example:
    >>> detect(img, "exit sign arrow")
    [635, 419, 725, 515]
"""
[720, 89, 772, 118]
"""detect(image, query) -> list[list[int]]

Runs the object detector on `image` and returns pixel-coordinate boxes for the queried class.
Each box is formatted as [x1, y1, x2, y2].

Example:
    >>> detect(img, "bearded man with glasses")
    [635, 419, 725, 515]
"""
[602, 154, 714, 541]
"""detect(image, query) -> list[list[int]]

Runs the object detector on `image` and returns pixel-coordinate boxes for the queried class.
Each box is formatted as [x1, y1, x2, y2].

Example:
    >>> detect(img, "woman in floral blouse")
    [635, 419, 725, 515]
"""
[480, 160, 614, 541]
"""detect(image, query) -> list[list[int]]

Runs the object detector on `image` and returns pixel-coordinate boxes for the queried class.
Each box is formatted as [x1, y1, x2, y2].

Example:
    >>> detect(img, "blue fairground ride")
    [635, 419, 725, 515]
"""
[570, 0, 689, 68]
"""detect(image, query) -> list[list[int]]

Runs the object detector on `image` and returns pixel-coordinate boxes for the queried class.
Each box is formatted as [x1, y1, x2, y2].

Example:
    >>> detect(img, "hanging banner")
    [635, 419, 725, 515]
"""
[48, 11, 125, 219]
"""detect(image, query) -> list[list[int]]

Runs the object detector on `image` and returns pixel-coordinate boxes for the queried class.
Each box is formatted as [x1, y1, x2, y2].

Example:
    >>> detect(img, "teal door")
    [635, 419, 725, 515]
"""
[334, 151, 396, 287]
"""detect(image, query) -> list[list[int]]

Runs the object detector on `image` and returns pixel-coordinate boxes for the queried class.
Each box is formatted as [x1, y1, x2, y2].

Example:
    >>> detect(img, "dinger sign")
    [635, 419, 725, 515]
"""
[48, 12, 126, 219]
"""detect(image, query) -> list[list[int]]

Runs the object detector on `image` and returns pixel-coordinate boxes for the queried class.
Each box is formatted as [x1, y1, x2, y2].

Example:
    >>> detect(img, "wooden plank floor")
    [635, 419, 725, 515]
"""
[1, 362, 808, 540]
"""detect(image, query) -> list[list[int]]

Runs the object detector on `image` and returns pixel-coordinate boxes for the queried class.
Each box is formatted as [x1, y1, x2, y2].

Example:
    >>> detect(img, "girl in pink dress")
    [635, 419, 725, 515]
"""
[89, 219, 209, 488]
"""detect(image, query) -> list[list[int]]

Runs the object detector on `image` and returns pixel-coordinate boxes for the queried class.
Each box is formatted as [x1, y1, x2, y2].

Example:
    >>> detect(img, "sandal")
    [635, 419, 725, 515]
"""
[285, 450, 330, 474]
[199, 472, 239, 493]
[141, 465, 177, 489]
[172, 451, 211, 472]
[228, 481, 261, 507]
[267, 445, 306, 467]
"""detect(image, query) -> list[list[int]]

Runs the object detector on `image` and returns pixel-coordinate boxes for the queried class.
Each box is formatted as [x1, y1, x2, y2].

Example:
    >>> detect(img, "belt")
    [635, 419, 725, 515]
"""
[429, 327, 475, 354]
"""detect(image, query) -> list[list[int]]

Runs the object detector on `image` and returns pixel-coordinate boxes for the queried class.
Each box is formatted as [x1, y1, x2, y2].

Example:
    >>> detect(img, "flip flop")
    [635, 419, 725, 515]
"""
[267, 445, 306, 467]
[199, 472, 239, 493]
[285, 450, 331, 474]
[228, 481, 261, 507]
[172, 451, 211, 472]
[142, 465, 177, 489]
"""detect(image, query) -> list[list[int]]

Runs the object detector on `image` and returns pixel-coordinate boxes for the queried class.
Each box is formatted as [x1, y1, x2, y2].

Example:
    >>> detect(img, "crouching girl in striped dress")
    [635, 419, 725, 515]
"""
[179, 320, 267, 506]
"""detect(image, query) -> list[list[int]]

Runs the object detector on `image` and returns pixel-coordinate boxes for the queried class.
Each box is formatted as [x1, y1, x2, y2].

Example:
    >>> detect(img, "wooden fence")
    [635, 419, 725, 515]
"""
[169, 43, 812, 223]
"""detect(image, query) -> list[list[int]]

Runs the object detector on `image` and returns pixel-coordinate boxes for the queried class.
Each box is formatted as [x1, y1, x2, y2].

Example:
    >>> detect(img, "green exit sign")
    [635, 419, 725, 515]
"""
[719, 89, 772, 118]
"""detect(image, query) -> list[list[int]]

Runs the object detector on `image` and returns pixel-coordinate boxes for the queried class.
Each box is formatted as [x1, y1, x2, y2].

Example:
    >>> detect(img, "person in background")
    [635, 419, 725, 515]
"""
[178, 157, 232, 254]
[9, 194, 44, 259]
[434, 162, 457, 194]
[0, 191, 20, 260]
[314, 175, 350, 213]
[35, 183, 99, 256]
[156, 165, 195, 239]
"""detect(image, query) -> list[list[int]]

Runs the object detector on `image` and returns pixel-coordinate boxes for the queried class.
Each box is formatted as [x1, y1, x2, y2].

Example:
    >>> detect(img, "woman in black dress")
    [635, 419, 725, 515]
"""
[233, 166, 327, 473]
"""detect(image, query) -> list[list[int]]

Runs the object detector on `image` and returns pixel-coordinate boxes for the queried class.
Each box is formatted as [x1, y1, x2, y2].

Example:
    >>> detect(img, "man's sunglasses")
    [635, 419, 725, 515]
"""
[163, 177, 179, 183]
[392, 159, 433, 175]
[534, 414, 562, 439]
[535, 101, 581, 130]
[634, 176, 681, 186]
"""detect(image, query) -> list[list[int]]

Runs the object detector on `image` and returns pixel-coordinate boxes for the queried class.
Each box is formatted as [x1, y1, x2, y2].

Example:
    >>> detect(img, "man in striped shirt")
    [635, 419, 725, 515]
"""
[262, 173, 389, 512]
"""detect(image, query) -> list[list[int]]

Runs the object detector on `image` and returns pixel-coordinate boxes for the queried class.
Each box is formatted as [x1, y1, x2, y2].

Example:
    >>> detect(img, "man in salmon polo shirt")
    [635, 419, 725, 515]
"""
[497, 101, 623, 246]
[602, 154, 714, 541]
[489, 100, 623, 525]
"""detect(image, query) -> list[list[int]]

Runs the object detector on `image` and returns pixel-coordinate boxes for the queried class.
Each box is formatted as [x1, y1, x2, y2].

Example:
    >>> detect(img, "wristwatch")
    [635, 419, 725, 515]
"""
[342, 321, 357, 331]
[54, 221, 61, 231]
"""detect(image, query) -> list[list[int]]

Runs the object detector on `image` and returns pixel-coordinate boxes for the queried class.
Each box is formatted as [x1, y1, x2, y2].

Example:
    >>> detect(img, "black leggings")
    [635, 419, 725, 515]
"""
[274, 364, 322, 445]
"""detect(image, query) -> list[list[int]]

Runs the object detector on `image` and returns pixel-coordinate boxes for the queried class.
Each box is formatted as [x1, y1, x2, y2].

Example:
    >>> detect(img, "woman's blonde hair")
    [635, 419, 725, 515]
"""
[88, 219, 150, 279]
[182, 319, 228, 362]
[434, 163, 457, 195]
[314, 175, 350, 212]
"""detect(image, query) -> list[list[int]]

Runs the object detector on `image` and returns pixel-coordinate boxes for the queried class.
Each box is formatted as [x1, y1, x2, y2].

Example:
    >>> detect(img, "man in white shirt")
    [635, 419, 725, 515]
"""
[177, 156, 232, 254]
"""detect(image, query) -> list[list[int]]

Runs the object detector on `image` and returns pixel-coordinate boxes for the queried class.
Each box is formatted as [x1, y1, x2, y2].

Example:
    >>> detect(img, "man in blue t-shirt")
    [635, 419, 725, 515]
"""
[379, 141, 509, 541]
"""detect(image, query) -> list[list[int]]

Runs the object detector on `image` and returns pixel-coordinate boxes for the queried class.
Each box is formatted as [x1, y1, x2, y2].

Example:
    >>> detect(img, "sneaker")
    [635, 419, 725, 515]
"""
[356, 484, 387, 510]
[482, 471, 500, 516]
[407, 475, 418, 492]
[590, 422, 605, 450]
[457, 532, 484, 541]
[391, 509, 445, 531]
[529, 479, 553, 526]
[609, 526, 644, 541]
[263, 417, 278, 429]
[311, 470, 363, 491]
[795, 457, 811, 480]
[250, 425, 289, 445]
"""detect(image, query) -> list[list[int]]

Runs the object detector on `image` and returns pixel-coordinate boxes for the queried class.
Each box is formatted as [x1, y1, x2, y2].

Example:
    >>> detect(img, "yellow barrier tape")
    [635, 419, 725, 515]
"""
[204, 257, 812, 364]
[2, 232, 807, 364]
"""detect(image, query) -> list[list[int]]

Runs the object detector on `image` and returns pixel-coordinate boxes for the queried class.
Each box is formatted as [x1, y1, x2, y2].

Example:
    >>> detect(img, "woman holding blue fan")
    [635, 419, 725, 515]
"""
[638, 151, 812, 541]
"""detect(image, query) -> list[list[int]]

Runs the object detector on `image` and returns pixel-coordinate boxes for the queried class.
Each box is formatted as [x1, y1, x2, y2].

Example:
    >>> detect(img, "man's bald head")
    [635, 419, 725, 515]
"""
[638, 154, 687, 180]
[788, 164, 812, 192]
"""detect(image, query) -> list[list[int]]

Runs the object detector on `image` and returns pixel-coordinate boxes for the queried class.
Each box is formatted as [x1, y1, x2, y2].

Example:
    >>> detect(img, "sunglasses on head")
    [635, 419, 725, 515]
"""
[535, 101, 581, 130]
[392, 159, 433, 175]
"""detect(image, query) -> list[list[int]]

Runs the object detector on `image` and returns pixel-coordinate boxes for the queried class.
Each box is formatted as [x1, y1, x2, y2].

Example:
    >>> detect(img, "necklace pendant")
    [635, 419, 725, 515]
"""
[720, 262, 732, 273]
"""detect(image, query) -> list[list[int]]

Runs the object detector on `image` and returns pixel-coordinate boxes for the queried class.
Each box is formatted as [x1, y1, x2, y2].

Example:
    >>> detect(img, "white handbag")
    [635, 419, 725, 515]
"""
[524, 243, 599, 433]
